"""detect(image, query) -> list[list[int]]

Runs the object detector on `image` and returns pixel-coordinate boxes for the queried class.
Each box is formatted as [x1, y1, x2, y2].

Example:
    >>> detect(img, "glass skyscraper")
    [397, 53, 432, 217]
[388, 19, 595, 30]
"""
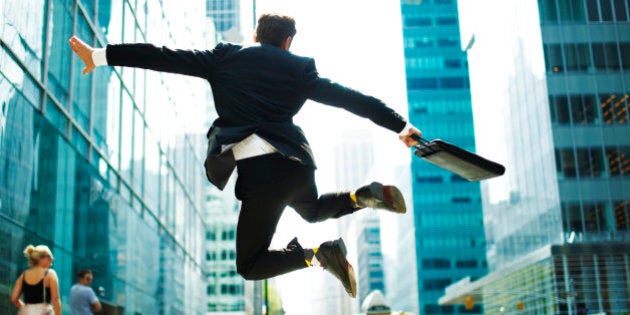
[399, 0, 488, 313]
[440, 0, 630, 313]
[206, 0, 241, 42]
[0, 1, 211, 314]
[356, 212, 386, 304]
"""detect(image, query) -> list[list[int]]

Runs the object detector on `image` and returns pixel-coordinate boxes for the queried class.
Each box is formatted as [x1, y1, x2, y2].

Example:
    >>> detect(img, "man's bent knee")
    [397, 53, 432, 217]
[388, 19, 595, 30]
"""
[236, 261, 260, 280]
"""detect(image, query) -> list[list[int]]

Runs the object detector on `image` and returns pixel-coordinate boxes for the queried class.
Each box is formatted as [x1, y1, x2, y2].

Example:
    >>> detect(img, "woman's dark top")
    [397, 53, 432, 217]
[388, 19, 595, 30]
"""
[22, 272, 51, 304]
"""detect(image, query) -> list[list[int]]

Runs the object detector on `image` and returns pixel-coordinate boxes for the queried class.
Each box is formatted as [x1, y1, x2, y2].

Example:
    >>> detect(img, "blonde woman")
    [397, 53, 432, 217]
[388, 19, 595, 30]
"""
[11, 245, 61, 314]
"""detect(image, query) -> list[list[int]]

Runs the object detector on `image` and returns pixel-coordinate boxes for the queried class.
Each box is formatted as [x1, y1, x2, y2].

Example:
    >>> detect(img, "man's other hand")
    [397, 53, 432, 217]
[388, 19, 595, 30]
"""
[68, 36, 95, 75]
[399, 127, 422, 148]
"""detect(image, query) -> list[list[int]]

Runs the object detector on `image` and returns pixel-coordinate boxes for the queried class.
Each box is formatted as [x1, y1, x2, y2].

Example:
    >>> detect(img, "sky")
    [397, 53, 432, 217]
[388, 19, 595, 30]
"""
[238, 0, 411, 313]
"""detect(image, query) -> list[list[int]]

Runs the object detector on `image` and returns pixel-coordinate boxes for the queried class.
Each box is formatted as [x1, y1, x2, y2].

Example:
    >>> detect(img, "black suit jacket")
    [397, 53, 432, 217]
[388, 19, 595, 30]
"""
[106, 42, 407, 189]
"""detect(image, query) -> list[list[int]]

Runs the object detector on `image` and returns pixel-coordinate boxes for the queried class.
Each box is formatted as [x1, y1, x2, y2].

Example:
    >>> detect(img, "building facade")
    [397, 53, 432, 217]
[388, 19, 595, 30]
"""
[206, 0, 242, 42]
[334, 132, 374, 315]
[441, 0, 630, 313]
[202, 2, 249, 312]
[356, 212, 386, 304]
[0, 0, 211, 313]
[399, 0, 488, 313]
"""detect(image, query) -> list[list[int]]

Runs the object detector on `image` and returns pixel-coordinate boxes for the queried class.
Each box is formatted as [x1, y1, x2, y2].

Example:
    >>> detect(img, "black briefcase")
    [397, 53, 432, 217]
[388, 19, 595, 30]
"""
[412, 135, 505, 181]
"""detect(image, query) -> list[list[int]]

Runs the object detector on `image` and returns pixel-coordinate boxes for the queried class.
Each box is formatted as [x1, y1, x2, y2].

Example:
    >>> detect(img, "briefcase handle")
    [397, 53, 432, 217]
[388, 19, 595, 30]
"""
[410, 134, 431, 146]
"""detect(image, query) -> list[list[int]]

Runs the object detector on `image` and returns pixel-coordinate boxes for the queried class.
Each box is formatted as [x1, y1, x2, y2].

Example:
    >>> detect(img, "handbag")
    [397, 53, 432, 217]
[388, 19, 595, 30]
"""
[412, 135, 505, 181]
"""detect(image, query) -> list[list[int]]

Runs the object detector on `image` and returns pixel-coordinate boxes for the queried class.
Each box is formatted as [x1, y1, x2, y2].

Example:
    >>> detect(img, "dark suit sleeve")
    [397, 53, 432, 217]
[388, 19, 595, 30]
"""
[106, 42, 231, 78]
[302, 58, 407, 133]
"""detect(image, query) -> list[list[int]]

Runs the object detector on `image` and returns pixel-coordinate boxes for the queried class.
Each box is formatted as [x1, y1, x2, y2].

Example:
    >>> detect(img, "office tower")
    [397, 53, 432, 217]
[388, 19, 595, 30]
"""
[207, 0, 242, 42]
[318, 131, 376, 315]
[356, 212, 386, 303]
[383, 164, 419, 314]
[0, 1, 210, 313]
[399, 0, 488, 313]
[202, 2, 248, 313]
[440, 0, 630, 313]
[204, 181, 245, 313]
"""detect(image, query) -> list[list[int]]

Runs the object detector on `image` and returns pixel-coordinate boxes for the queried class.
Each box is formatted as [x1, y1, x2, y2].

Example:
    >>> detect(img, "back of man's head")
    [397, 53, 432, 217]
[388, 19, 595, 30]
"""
[255, 14, 296, 47]
[77, 268, 92, 280]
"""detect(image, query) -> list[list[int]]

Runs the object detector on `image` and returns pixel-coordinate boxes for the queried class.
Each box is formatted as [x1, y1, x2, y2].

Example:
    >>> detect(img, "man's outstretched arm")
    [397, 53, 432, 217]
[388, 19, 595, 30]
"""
[302, 59, 422, 148]
[68, 36, 220, 78]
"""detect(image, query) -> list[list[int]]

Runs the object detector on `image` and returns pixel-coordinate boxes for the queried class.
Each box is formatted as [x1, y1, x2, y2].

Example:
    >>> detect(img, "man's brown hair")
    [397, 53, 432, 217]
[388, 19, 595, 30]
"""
[255, 14, 297, 47]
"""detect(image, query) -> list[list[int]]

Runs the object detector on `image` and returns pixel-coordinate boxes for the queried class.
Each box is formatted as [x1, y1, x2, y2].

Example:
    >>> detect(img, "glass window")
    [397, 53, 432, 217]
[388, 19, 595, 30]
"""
[423, 278, 452, 290]
[123, 2, 136, 42]
[47, 0, 74, 107]
[558, 0, 572, 21]
[564, 44, 590, 71]
[570, 96, 585, 124]
[584, 203, 607, 233]
[572, 0, 587, 21]
[71, 126, 89, 156]
[539, 0, 558, 24]
[423, 259, 450, 269]
[613, 201, 629, 231]
[144, 130, 160, 210]
[556, 95, 571, 124]
[436, 17, 458, 26]
[440, 77, 468, 89]
[555, 149, 563, 175]
[0, 0, 46, 78]
[73, 13, 94, 132]
[132, 109, 145, 194]
[444, 59, 460, 68]
[558, 0, 586, 22]
[600, 0, 614, 21]
[590, 147, 604, 177]
[583, 95, 599, 124]
[613, 0, 628, 21]
[575, 44, 591, 71]
[606, 147, 621, 176]
[408, 78, 438, 90]
[561, 148, 577, 177]
[564, 44, 578, 71]
[592, 43, 607, 70]
[120, 91, 133, 181]
[604, 43, 620, 70]
[562, 203, 583, 232]
[405, 17, 432, 27]
[621, 43, 630, 69]
[601, 94, 629, 124]
[438, 37, 459, 47]
[621, 146, 630, 176]
[544, 44, 563, 73]
[611, 94, 629, 124]
[81, 0, 95, 18]
[98, 0, 123, 43]
[586, 0, 600, 22]
[576, 148, 592, 177]
[549, 96, 558, 123]
[455, 260, 477, 268]
[600, 94, 618, 124]
[44, 98, 68, 134]
[415, 37, 434, 48]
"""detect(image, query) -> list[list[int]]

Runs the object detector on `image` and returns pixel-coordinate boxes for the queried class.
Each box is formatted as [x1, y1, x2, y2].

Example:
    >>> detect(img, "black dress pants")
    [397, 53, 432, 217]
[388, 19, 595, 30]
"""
[234, 153, 357, 280]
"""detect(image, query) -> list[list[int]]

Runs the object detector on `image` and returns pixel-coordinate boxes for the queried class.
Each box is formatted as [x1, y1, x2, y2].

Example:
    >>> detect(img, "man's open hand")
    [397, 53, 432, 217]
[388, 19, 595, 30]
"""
[68, 36, 95, 75]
